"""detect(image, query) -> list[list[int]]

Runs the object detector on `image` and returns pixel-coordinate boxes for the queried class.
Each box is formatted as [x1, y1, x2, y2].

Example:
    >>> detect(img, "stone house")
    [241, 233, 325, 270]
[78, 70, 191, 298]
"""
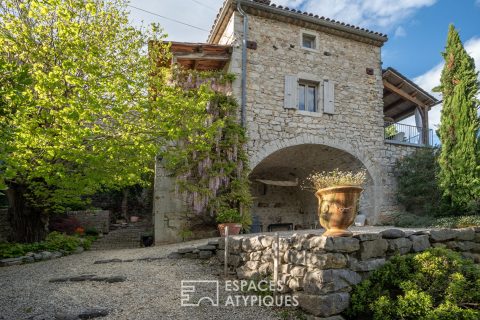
[153, 0, 438, 243]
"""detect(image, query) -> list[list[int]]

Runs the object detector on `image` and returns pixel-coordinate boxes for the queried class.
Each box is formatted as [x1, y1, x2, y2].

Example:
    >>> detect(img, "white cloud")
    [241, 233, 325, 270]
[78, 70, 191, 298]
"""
[127, 0, 437, 42]
[476, 0, 480, 7]
[276, 0, 438, 32]
[412, 37, 480, 130]
[394, 26, 407, 37]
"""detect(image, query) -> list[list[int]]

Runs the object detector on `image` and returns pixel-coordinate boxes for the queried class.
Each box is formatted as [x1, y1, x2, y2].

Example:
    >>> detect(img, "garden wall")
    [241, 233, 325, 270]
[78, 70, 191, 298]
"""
[218, 228, 480, 318]
[66, 210, 110, 234]
[0, 208, 11, 242]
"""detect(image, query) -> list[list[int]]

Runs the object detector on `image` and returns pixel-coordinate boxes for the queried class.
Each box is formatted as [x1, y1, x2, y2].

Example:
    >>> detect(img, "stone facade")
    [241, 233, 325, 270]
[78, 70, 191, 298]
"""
[219, 227, 480, 317]
[153, 3, 423, 243]
[66, 210, 110, 234]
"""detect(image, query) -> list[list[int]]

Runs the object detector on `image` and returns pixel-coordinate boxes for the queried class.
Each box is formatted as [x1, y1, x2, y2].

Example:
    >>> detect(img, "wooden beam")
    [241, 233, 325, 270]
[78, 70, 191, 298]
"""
[383, 90, 394, 99]
[383, 97, 406, 113]
[392, 107, 416, 122]
[174, 53, 231, 61]
[383, 80, 427, 108]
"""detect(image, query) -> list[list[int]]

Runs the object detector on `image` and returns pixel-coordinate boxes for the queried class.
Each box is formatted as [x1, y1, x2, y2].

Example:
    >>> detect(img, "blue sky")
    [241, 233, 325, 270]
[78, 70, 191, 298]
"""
[128, 0, 480, 132]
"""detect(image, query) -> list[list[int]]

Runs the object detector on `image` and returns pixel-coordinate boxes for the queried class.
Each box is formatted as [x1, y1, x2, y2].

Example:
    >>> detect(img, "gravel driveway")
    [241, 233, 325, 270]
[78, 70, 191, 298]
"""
[0, 239, 282, 320]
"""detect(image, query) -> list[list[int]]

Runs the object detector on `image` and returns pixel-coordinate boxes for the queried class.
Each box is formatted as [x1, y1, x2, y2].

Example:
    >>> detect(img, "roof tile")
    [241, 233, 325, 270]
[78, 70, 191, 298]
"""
[208, 0, 387, 42]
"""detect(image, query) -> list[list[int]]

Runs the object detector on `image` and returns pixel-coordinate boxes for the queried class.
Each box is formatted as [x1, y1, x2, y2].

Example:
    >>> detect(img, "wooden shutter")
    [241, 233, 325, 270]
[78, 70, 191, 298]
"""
[323, 79, 335, 114]
[284, 75, 298, 109]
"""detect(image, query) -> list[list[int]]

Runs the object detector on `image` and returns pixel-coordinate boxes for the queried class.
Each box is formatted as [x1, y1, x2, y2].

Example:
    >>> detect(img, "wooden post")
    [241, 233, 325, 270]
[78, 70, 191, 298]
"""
[224, 226, 229, 278]
[273, 232, 279, 292]
[423, 105, 429, 145]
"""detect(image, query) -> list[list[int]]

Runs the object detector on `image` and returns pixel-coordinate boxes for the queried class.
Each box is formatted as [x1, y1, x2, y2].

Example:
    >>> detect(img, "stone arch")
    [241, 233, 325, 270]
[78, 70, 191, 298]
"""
[250, 135, 382, 185]
[248, 134, 384, 225]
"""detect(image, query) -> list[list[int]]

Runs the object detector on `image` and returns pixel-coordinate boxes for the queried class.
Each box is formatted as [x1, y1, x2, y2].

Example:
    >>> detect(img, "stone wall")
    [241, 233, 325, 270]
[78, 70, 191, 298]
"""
[379, 142, 423, 222]
[66, 210, 110, 234]
[0, 208, 11, 242]
[218, 228, 480, 318]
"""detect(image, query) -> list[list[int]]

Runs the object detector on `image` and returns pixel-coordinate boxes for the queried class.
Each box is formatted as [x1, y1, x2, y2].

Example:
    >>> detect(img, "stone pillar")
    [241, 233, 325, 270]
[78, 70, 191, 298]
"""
[153, 158, 188, 244]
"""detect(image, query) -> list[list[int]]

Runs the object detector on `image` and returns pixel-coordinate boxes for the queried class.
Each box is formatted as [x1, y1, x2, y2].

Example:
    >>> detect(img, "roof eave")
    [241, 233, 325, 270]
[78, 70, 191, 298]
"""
[208, 0, 388, 46]
[383, 67, 439, 109]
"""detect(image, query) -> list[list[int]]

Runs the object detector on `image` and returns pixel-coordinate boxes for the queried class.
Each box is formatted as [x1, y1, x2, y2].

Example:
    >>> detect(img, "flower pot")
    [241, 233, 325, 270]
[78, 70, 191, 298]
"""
[217, 223, 242, 237]
[315, 186, 363, 237]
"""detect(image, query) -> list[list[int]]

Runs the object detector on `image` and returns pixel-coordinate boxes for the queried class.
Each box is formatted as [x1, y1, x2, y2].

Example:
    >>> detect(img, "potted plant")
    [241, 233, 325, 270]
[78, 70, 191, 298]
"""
[216, 208, 244, 237]
[140, 231, 154, 247]
[305, 169, 366, 237]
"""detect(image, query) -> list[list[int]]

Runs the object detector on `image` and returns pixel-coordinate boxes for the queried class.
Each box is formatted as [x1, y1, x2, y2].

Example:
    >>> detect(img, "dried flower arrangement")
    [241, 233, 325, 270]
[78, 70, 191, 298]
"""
[303, 169, 367, 191]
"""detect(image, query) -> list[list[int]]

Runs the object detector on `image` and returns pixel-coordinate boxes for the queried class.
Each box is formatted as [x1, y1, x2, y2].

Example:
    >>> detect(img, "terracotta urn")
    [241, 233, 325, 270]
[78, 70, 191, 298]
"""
[315, 186, 363, 237]
[218, 223, 242, 237]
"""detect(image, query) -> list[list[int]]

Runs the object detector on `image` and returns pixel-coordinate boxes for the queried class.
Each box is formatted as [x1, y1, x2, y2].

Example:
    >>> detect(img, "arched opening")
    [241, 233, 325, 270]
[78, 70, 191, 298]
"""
[249, 144, 375, 232]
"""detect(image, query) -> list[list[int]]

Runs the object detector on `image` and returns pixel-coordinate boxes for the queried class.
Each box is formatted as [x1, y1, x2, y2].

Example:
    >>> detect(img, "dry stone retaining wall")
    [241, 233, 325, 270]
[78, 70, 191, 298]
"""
[218, 228, 480, 318]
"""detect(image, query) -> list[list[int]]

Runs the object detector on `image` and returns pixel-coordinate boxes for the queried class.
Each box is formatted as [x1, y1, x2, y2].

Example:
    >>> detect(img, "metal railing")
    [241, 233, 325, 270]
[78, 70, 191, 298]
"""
[384, 122, 433, 146]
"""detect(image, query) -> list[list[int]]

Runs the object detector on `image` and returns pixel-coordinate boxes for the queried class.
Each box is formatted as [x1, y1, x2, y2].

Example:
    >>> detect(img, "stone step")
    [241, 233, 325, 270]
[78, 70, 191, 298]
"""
[90, 222, 150, 250]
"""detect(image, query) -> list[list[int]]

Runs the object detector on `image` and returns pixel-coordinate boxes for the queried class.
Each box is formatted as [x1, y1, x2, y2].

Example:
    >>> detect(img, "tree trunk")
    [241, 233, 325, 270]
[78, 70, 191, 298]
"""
[6, 184, 47, 243]
[121, 188, 128, 222]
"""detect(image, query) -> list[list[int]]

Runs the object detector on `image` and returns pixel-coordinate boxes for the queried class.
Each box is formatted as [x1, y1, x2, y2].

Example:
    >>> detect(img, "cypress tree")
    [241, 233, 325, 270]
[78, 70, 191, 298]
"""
[435, 25, 480, 210]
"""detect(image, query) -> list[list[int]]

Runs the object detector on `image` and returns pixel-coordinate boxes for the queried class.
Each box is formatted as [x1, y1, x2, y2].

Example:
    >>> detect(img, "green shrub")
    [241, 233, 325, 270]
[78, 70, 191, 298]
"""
[345, 248, 480, 320]
[80, 236, 96, 250]
[215, 208, 242, 223]
[0, 242, 34, 258]
[395, 148, 447, 216]
[84, 227, 99, 236]
[391, 212, 436, 228]
[432, 215, 480, 228]
[44, 231, 81, 252]
[392, 212, 480, 228]
[0, 232, 94, 258]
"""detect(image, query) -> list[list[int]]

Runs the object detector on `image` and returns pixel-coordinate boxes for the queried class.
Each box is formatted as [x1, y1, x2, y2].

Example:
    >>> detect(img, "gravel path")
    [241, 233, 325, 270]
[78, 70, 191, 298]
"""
[0, 226, 427, 320]
[0, 239, 282, 320]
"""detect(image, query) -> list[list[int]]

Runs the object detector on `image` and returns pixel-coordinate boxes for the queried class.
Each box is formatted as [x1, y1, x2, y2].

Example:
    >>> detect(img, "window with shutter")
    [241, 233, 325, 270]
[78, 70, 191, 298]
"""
[284, 75, 298, 109]
[323, 80, 335, 114]
[298, 81, 317, 112]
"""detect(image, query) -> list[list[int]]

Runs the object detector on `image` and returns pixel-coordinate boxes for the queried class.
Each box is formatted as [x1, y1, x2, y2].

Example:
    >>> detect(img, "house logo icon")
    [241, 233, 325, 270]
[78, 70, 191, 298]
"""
[180, 280, 220, 306]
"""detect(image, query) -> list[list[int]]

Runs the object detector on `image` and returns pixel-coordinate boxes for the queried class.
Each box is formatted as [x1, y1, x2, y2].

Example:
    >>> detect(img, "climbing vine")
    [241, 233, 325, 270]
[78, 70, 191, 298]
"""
[154, 65, 252, 220]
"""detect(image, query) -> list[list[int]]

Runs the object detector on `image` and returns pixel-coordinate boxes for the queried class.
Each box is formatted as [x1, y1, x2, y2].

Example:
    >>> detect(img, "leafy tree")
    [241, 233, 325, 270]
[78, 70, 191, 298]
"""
[0, 0, 166, 242]
[434, 25, 480, 210]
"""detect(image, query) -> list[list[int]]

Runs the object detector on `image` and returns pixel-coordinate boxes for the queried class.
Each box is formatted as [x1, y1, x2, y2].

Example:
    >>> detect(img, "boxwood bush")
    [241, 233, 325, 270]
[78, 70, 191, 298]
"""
[345, 248, 480, 320]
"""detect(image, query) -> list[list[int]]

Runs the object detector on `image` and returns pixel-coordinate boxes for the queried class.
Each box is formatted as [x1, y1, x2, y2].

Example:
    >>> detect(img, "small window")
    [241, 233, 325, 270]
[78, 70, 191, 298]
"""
[298, 82, 317, 112]
[302, 33, 316, 49]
